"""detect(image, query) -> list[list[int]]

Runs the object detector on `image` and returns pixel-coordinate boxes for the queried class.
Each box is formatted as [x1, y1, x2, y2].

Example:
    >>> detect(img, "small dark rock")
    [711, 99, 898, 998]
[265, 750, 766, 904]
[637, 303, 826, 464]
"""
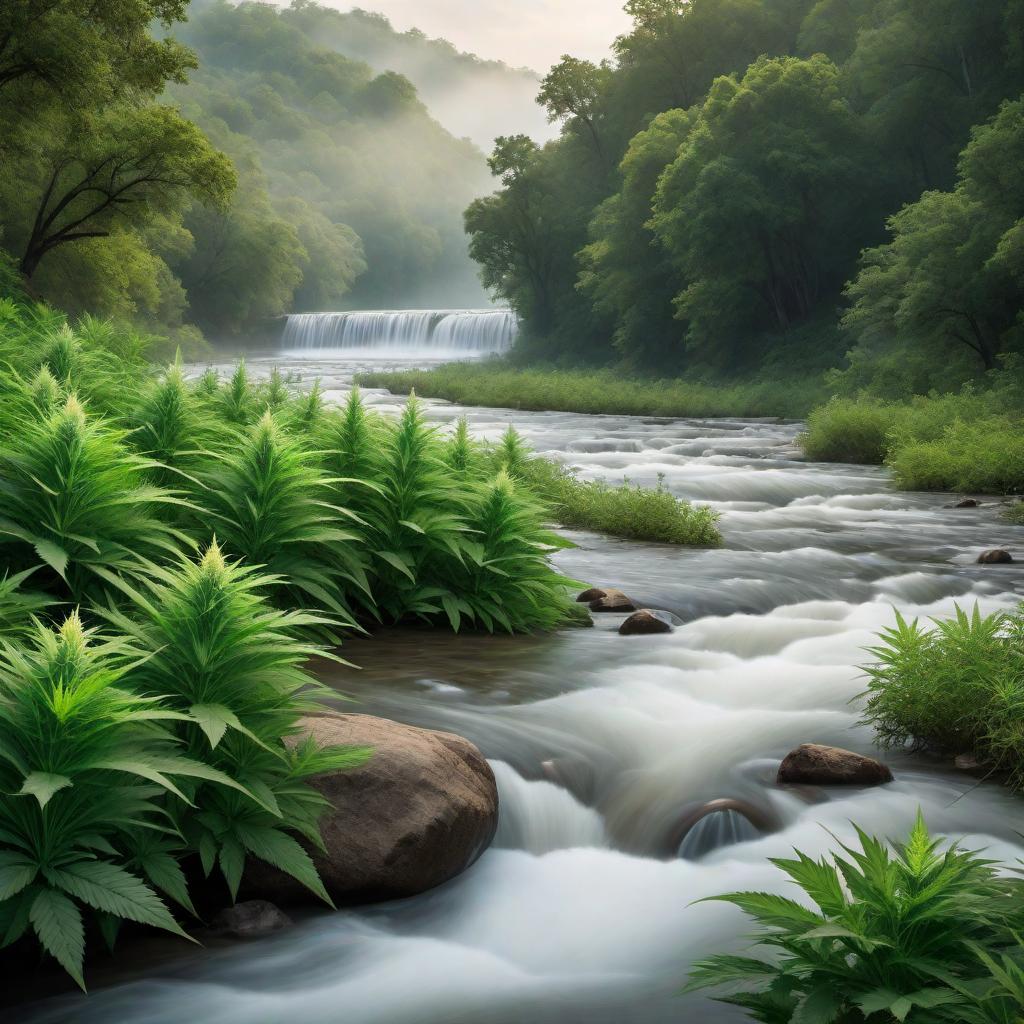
[211, 901, 292, 940]
[954, 498, 979, 508]
[977, 549, 1014, 564]
[619, 609, 673, 635]
[777, 744, 893, 786]
[588, 588, 637, 613]
[576, 587, 607, 603]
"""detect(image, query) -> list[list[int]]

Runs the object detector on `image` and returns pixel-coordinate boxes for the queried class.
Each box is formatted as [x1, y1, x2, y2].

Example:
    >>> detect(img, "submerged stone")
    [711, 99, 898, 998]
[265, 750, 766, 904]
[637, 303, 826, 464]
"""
[977, 548, 1014, 564]
[211, 901, 292, 940]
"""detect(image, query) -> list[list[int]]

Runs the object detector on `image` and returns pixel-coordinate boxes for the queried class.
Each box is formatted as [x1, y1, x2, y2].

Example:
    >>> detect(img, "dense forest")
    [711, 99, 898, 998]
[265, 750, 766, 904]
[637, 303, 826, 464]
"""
[0, 0, 514, 340]
[467, 0, 1024, 395]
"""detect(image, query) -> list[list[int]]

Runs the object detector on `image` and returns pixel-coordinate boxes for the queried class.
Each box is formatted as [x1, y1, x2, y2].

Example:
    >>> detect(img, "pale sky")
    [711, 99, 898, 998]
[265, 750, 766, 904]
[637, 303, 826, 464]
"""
[332, 1, 633, 72]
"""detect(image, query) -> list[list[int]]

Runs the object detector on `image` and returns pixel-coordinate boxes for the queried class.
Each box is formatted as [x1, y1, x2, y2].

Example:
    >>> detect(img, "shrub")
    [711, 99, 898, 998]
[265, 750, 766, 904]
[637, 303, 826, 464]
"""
[99, 544, 371, 904]
[451, 471, 581, 632]
[191, 411, 369, 624]
[889, 417, 1024, 493]
[861, 604, 1024, 787]
[125, 359, 229, 487]
[686, 814, 1024, 1024]
[0, 396, 192, 603]
[0, 614, 218, 987]
[801, 398, 897, 464]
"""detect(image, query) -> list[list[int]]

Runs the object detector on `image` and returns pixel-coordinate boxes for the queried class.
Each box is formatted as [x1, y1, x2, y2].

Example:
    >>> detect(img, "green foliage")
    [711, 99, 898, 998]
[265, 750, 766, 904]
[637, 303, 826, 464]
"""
[843, 99, 1024, 377]
[356, 362, 825, 419]
[192, 412, 368, 624]
[861, 604, 1024, 788]
[0, 394, 191, 603]
[686, 814, 1024, 1024]
[800, 387, 1024, 492]
[499, 431, 722, 546]
[801, 399, 897, 464]
[99, 544, 371, 904]
[0, 614, 206, 988]
[464, 0, 1024, 386]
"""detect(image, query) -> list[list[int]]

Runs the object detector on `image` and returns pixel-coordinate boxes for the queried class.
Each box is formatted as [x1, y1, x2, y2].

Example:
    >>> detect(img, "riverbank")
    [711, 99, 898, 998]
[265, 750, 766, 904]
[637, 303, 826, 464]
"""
[355, 362, 826, 419]
[359, 360, 1024, 497]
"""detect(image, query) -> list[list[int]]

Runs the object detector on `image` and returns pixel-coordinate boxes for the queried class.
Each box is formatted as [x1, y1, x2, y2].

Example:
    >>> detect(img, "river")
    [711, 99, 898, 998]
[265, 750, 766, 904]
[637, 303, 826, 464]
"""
[25, 350, 1024, 1024]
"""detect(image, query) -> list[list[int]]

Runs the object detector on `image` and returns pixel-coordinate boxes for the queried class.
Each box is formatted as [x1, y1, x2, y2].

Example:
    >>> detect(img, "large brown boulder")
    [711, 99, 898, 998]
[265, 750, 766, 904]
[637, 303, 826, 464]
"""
[777, 744, 893, 786]
[243, 713, 498, 906]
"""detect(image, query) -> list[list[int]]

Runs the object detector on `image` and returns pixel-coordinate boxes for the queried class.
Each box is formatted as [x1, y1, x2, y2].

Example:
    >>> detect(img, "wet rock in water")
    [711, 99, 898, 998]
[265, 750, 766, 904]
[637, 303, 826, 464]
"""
[672, 798, 777, 859]
[576, 587, 608, 603]
[619, 609, 673, 635]
[211, 901, 292, 940]
[777, 743, 893, 786]
[977, 549, 1014, 564]
[588, 588, 637, 613]
[953, 497, 980, 508]
[243, 713, 498, 906]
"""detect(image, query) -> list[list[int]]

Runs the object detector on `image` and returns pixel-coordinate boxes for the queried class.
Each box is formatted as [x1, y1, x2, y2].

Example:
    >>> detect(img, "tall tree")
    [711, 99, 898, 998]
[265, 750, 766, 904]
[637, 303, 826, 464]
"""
[8, 105, 234, 281]
[843, 98, 1024, 372]
[651, 55, 878, 361]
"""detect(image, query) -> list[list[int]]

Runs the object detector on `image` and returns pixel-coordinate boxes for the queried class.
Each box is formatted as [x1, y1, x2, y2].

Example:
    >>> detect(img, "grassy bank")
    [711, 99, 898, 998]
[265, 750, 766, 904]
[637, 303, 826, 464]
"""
[356, 362, 826, 419]
[801, 386, 1024, 493]
[487, 426, 721, 546]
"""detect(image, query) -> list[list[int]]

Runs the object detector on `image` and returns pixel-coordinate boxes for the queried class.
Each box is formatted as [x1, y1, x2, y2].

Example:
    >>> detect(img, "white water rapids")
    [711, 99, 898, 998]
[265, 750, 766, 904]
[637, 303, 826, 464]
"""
[281, 309, 517, 356]
[24, 354, 1024, 1024]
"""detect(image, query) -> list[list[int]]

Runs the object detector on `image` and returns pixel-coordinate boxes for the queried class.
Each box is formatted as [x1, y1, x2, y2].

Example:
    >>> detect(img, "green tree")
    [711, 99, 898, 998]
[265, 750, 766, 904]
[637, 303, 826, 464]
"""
[844, 98, 1024, 372]
[6, 104, 234, 281]
[578, 108, 698, 369]
[537, 56, 612, 163]
[0, 0, 194, 101]
[651, 55, 877, 362]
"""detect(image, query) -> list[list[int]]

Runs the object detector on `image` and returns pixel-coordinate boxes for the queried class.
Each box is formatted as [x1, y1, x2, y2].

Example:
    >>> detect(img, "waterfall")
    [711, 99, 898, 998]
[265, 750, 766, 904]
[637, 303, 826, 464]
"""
[281, 309, 517, 354]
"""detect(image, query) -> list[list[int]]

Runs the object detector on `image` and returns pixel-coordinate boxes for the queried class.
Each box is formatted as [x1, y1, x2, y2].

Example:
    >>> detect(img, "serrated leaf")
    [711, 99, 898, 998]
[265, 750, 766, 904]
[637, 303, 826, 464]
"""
[18, 771, 72, 809]
[48, 862, 192, 940]
[33, 539, 69, 579]
[236, 824, 331, 906]
[30, 889, 85, 990]
[0, 861, 37, 901]
[138, 853, 196, 916]
[793, 984, 843, 1024]
[218, 837, 245, 902]
[189, 703, 235, 749]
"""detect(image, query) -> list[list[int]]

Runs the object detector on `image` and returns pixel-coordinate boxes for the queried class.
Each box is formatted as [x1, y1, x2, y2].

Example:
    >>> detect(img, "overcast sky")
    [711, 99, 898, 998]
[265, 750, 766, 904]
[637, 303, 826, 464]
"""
[331, 1, 633, 72]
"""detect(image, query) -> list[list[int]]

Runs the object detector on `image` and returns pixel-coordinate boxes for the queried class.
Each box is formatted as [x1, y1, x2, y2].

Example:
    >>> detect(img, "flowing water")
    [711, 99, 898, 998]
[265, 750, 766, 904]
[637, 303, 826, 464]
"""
[24, 349, 1024, 1024]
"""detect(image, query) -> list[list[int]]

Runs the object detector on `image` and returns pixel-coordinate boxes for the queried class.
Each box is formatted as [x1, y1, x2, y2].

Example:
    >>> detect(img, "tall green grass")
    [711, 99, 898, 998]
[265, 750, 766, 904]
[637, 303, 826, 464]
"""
[356, 361, 825, 419]
[489, 425, 721, 546]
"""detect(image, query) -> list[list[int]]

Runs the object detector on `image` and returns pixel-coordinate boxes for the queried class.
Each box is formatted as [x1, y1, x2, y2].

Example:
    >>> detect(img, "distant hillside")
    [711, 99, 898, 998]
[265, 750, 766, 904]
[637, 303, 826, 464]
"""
[281, 4, 554, 148]
[170, 0, 496, 323]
